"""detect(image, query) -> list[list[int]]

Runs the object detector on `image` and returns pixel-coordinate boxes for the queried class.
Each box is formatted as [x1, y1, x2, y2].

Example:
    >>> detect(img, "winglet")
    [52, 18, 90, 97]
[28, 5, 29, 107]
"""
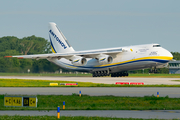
[4, 56, 12, 58]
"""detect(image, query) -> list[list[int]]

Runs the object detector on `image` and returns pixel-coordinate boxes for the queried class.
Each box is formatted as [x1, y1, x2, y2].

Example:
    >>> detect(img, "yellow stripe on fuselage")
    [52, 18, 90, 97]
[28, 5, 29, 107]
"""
[65, 65, 77, 69]
[95, 56, 173, 67]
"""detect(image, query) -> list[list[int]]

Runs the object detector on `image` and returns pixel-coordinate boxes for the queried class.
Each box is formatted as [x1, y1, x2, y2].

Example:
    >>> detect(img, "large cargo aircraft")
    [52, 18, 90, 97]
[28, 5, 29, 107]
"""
[5, 22, 173, 77]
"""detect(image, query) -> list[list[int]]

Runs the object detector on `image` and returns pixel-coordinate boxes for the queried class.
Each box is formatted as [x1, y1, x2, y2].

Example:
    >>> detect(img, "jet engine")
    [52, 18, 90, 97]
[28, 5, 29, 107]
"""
[98, 55, 113, 64]
[71, 56, 87, 66]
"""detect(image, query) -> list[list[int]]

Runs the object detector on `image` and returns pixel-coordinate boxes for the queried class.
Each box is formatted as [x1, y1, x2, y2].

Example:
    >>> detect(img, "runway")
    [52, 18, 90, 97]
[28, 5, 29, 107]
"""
[1, 110, 180, 119]
[0, 76, 180, 85]
[1, 76, 180, 97]
[1, 87, 180, 98]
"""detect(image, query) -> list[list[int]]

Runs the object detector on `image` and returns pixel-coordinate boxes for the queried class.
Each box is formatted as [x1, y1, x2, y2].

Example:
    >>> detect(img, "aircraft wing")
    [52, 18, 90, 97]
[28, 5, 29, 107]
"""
[4, 48, 122, 60]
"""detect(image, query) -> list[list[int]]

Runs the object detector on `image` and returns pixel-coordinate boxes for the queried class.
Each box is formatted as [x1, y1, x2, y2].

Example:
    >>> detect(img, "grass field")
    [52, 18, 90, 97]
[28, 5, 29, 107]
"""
[1, 78, 180, 87]
[130, 73, 180, 78]
[0, 72, 180, 78]
[0, 79, 99, 87]
[0, 115, 168, 120]
[1, 94, 180, 110]
[0, 73, 92, 77]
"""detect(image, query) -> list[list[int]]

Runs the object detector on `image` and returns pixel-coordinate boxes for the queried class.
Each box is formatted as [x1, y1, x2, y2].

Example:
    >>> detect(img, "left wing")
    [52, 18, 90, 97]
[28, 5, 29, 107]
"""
[4, 48, 122, 60]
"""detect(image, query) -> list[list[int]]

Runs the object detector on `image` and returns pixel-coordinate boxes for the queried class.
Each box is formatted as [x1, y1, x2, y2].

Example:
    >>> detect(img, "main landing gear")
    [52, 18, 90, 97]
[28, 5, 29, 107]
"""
[92, 71, 129, 77]
[92, 70, 110, 77]
[111, 71, 128, 77]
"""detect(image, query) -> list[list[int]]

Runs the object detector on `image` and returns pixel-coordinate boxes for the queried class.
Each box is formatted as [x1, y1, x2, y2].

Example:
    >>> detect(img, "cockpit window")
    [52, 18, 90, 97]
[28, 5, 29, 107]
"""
[153, 45, 161, 47]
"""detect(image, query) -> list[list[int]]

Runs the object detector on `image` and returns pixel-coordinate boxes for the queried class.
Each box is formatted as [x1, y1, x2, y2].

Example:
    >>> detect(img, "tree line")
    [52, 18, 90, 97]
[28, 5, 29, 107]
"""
[0, 36, 180, 73]
[0, 36, 63, 73]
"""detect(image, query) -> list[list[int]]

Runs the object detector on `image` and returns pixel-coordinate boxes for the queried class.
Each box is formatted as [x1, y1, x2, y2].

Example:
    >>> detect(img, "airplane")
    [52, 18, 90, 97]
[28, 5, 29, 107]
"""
[4, 22, 173, 77]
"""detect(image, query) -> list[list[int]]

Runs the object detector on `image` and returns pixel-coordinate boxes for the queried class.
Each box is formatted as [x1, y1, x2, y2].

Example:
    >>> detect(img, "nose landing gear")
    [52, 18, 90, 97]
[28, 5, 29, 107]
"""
[149, 67, 157, 73]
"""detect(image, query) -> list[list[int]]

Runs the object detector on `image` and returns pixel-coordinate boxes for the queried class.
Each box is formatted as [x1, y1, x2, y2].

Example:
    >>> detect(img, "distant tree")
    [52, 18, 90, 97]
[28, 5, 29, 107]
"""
[32, 59, 60, 73]
[0, 58, 9, 72]
[171, 52, 180, 60]
[0, 36, 56, 73]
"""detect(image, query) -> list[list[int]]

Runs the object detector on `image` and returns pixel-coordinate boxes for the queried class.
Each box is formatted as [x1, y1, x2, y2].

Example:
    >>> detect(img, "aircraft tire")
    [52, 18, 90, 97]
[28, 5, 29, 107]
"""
[111, 73, 114, 77]
[92, 73, 97, 77]
[126, 73, 129, 76]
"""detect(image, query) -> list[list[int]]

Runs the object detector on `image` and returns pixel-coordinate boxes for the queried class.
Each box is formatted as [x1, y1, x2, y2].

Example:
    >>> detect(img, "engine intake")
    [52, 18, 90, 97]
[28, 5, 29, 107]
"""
[72, 56, 87, 66]
[98, 55, 113, 64]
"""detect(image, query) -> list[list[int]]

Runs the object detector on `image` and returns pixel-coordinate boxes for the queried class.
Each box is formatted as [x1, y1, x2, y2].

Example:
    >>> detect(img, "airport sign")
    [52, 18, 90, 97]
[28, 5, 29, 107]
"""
[4, 96, 37, 107]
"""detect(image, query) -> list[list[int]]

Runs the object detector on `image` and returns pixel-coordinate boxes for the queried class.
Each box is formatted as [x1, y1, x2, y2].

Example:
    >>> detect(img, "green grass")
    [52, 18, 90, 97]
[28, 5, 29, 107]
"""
[1, 78, 180, 87]
[173, 80, 180, 82]
[0, 116, 169, 120]
[1, 94, 180, 110]
[0, 73, 92, 77]
[0, 72, 180, 78]
[129, 73, 180, 78]
[0, 79, 97, 87]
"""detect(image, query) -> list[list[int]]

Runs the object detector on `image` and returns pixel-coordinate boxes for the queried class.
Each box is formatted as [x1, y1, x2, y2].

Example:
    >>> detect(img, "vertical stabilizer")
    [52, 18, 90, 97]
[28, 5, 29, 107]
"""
[49, 22, 75, 53]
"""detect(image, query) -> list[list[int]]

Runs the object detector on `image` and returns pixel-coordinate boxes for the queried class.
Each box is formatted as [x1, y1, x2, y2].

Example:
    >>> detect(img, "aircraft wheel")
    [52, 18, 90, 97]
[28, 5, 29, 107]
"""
[111, 73, 114, 77]
[149, 69, 153, 73]
[95, 74, 98, 77]
[126, 73, 129, 76]
[102, 71, 105, 76]
[104, 73, 107, 76]
[114, 73, 117, 77]
[95, 71, 99, 77]
[117, 73, 120, 77]
[104, 71, 107, 76]
[97, 71, 101, 77]
[92, 73, 97, 77]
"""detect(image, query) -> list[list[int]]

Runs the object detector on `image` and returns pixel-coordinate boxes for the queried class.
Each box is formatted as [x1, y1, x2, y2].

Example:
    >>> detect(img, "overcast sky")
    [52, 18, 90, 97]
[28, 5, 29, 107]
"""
[0, 0, 180, 52]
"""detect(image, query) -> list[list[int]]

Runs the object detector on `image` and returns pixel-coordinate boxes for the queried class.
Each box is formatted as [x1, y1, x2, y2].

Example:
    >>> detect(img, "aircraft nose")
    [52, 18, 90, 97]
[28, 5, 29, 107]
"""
[165, 50, 173, 60]
[169, 52, 173, 58]
[160, 48, 173, 60]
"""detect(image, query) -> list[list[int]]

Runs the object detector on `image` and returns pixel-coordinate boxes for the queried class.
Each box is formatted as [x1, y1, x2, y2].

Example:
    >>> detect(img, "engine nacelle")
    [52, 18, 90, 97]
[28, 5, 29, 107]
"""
[71, 56, 87, 66]
[98, 55, 113, 64]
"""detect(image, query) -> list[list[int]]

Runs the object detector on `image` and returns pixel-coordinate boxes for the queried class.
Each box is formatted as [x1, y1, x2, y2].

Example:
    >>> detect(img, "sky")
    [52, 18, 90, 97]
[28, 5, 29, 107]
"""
[0, 0, 180, 52]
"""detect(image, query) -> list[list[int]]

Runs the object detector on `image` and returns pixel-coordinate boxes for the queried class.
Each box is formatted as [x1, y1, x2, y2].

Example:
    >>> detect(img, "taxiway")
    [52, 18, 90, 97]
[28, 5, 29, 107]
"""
[0, 110, 180, 119]
[1, 87, 180, 98]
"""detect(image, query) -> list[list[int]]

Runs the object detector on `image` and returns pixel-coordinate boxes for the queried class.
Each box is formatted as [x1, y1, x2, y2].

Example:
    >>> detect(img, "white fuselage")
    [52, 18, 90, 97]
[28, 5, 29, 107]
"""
[48, 44, 173, 73]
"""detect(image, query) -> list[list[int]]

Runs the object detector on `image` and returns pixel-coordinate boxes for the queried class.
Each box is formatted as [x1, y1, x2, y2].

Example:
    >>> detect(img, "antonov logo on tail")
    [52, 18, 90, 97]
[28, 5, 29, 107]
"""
[49, 30, 67, 49]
